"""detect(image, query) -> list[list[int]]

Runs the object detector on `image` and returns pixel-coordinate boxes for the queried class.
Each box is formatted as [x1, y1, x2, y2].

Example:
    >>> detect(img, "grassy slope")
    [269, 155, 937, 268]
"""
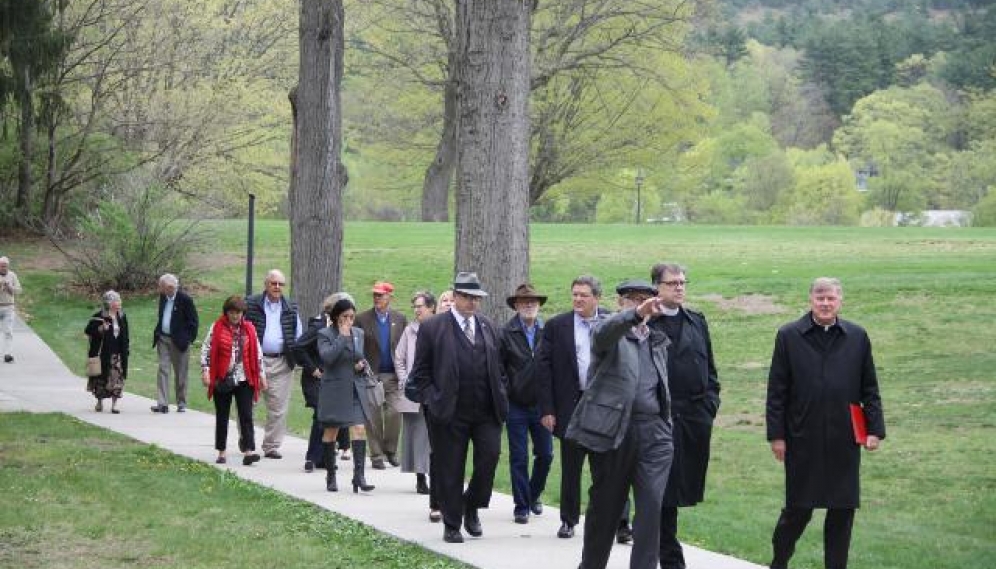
[5, 222, 996, 569]
[0, 413, 469, 569]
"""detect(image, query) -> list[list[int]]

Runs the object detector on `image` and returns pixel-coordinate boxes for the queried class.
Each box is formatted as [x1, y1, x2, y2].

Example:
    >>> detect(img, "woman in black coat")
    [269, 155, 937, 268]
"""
[316, 295, 375, 493]
[85, 290, 130, 413]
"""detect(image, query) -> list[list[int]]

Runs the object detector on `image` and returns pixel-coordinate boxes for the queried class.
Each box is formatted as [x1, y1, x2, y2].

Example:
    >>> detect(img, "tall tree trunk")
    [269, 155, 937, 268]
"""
[453, 0, 531, 321]
[420, 65, 458, 222]
[16, 68, 34, 212]
[289, 0, 346, 319]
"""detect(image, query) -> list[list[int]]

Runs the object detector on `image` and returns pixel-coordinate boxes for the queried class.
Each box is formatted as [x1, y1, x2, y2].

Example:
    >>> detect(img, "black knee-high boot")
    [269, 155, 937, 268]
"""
[323, 442, 338, 492]
[351, 440, 375, 493]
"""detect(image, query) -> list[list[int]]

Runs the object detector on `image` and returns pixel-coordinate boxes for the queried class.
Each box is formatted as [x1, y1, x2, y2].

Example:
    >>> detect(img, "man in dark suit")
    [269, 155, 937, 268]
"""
[567, 279, 672, 569]
[648, 263, 721, 569]
[408, 272, 508, 544]
[354, 281, 408, 469]
[151, 273, 199, 413]
[537, 275, 631, 540]
[766, 277, 885, 569]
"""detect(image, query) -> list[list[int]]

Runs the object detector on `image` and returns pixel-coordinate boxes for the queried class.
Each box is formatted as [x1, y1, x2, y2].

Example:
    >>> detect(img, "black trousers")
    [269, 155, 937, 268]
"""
[660, 506, 685, 569]
[427, 415, 502, 531]
[771, 507, 855, 569]
[559, 436, 633, 528]
[580, 416, 672, 569]
[213, 382, 255, 452]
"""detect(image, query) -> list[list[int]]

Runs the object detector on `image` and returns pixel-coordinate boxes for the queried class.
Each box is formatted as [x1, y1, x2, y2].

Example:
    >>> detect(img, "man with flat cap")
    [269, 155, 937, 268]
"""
[500, 283, 554, 524]
[355, 280, 408, 469]
[408, 272, 509, 543]
[567, 279, 673, 569]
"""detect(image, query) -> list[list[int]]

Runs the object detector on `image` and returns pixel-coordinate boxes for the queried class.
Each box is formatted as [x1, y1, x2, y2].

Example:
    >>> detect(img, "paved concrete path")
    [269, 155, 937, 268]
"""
[0, 315, 765, 569]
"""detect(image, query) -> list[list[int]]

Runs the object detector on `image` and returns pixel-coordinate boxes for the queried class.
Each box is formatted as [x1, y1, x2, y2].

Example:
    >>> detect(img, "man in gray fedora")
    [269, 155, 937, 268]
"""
[408, 271, 509, 544]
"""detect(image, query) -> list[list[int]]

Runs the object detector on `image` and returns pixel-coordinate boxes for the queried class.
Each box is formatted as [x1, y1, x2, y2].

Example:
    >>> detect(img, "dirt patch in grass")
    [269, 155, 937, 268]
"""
[0, 527, 164, 569]
[715, 411, 765, 431]
[701, 293, 787, 315]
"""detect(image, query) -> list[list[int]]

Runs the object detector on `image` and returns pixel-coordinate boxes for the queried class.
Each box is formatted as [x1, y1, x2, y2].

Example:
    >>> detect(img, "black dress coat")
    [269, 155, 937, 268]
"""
[536, 309, 607, 438]
[86, 311, 130, 379]
[499, 316, 544, 407]
[649, 307, 720, 507]
[292, 315, 326, 409]
[152, 290, 199, 352]
[766, 313, 886, 508]
[407, 311, 508, 424]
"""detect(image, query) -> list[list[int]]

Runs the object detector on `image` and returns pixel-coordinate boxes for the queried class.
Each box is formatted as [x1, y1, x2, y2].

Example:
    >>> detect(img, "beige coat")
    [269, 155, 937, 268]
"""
[393, 321, 421, 413]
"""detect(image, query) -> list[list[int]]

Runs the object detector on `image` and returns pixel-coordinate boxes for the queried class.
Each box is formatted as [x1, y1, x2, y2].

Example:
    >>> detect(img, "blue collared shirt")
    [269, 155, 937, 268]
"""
[161, 295, 175, 335]
[574, 312, 595, 390]
[519, 316, 541, 351]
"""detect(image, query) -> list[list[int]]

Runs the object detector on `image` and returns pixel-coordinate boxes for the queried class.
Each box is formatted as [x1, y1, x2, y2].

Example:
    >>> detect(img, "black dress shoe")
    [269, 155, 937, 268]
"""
[443, 527, 464, 543]
[557, 522, 575, 538]
[616, 524, 633, 544]
[304, 460, 315, 473]
[530, 500, 543, 515]
[264, 450, 283, 459]
[387, 453, 400, 467]
[371, 458, 386, 470]
[150, 405, 168, 414]
[514, 513, 529, 524]
[4, 355, 13, 363]
[243, 453, 261, 466]
[463, 508, 483, 537]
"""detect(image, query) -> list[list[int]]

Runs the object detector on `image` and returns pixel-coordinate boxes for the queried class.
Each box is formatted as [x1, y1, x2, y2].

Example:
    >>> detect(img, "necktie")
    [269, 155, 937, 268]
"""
[463, 317, 475, 343]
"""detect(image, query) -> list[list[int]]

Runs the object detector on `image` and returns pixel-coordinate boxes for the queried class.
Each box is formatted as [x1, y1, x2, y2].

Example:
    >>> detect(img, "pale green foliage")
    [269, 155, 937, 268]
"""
[972, 191, 996, 226]
[777, 159, 861, 225]
[63, 178, 206, 292]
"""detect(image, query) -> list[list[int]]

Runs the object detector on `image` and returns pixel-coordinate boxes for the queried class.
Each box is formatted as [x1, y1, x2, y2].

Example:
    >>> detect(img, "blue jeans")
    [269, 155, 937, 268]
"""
[506, 401, 554, 515]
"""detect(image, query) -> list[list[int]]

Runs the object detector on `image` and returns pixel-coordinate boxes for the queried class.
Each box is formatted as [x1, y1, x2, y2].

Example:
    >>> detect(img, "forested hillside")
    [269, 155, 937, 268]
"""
[2, 0, 994, 230]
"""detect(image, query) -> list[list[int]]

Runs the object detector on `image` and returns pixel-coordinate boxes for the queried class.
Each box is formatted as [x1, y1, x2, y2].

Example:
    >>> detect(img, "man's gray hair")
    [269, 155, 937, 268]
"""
[0, 256, 9, 264]
[810, 277, 843, 297]
[572, 275, 602, 298]
[322, 292, 354, 314]
[159, 273, 179, 288]
[651, 262, 686, 285]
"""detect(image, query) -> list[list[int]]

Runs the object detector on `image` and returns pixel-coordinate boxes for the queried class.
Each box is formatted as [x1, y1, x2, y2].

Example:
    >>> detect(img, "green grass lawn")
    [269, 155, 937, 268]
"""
[0, 413, 469, 569]
[5, 221, 996, 569]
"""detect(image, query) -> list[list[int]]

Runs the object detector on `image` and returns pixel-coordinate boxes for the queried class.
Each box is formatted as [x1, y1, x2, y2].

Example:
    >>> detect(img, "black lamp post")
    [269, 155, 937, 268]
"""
[635, 168, 645, 224]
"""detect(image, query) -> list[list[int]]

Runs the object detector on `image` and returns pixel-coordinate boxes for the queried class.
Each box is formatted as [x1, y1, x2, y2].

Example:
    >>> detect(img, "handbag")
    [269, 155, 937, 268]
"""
[214, 371, 238, 394]
[86, 356, 102, 377]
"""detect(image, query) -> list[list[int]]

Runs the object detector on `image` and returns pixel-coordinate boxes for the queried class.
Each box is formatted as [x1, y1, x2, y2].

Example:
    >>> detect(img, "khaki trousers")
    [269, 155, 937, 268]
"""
[262, 355, 293, 453]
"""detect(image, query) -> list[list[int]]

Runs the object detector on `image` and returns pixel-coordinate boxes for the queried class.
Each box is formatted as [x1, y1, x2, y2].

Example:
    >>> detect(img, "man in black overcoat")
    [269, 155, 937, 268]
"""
[766, 277, 886, 569]
[648, 263, 721, 569]
[408, 272, 508, 544]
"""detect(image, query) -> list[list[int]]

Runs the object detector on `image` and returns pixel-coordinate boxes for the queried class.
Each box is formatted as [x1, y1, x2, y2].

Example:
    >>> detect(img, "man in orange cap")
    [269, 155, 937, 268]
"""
[355, 281, 408, 469]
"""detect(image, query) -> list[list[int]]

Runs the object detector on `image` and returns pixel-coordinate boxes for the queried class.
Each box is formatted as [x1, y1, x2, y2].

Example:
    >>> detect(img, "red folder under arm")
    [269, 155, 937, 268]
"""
[850, 403, 868, 445]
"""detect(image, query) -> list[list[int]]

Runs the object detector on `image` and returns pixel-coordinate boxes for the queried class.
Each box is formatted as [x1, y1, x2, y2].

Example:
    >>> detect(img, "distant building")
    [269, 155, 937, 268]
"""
[895, 210, 972, 227]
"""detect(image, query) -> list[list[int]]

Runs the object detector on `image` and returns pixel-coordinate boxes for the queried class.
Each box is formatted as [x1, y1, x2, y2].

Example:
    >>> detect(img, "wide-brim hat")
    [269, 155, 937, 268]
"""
[506, 283, 548, 309]
[615, 279, 657, 297]
[453, 271, 488, 297]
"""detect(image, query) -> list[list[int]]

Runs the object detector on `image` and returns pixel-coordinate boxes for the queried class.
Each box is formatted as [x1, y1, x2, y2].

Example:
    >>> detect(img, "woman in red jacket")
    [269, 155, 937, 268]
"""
[200, 295, 267, 465]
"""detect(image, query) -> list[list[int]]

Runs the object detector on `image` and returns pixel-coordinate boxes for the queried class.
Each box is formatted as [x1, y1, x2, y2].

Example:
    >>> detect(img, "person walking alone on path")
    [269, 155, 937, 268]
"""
[766, 277, 886, 569]
[0, 256, 23, 363]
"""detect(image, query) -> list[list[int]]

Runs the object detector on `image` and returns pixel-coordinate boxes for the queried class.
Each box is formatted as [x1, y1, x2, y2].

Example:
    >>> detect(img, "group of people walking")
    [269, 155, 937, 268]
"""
[62, 258, 885, 569]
